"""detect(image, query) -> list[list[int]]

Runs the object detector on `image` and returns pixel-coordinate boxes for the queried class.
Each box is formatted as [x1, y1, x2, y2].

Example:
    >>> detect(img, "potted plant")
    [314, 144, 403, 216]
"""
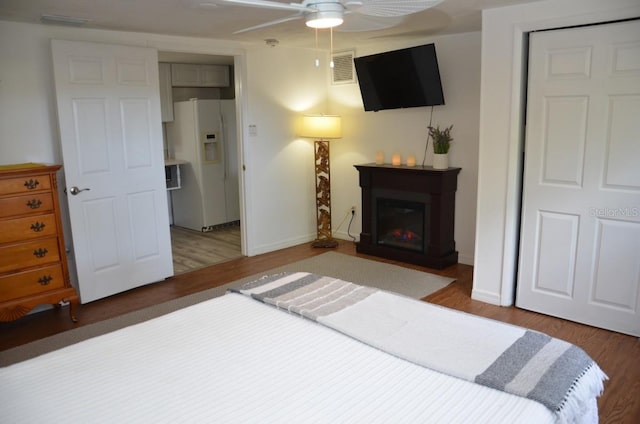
[428, 124, 453, 169]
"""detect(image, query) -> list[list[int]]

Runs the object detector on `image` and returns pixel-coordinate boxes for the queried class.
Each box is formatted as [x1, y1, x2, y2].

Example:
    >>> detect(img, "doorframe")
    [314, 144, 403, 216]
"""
[156, 45, 251, 257]
[472, 2, 640, 307]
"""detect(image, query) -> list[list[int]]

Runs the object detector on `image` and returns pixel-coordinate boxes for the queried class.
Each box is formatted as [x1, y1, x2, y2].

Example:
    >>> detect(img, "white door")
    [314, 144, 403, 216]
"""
[517, 21, 640, 336]
[51, 40, 173, 303]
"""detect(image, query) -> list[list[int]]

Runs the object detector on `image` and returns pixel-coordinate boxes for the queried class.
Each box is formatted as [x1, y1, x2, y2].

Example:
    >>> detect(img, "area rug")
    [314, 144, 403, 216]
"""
[0, 252, 454, 366]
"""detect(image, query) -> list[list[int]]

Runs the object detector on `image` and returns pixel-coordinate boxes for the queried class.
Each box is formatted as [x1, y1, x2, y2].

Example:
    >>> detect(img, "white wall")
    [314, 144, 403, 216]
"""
[329, 32, 481, 265]
[0, 20, 325, 266]
[242, 45, 329, 254]
[473, 0, 640, 305]
[0, 19, 481, 280]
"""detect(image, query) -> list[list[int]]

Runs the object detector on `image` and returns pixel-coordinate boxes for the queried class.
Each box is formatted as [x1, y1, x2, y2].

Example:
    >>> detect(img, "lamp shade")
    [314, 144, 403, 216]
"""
[299, 115, 342, 139]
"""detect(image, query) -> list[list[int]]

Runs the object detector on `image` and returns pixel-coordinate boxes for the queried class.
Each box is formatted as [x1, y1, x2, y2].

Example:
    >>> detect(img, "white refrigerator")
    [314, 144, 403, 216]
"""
[167, 99, 240, 231]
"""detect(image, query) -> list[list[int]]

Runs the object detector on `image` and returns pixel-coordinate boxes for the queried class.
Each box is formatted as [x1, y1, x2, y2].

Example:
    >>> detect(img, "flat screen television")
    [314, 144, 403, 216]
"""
[353, 43, 445, 112]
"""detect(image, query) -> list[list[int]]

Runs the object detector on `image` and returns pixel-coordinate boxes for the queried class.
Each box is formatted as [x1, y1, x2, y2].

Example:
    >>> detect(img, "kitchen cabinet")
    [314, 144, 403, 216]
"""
[170, 63, 230, 87]
[159, 62, 173, 122]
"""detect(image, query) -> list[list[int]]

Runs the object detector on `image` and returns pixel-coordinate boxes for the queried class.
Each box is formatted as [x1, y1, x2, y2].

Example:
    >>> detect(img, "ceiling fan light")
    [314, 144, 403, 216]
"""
[305, 11, 343, 29]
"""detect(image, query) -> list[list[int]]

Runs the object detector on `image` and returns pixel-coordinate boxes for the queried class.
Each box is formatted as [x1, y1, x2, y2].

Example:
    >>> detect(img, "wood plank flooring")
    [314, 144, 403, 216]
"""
[1, 241, 638, 423]
[170, 225, 242, 274]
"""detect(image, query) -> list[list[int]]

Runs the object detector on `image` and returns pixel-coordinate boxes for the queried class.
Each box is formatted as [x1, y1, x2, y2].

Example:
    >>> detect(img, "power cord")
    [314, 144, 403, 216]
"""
[421, 105, 435, 167]
[347, 208, 356, 242]
[334, 208, 358, 242]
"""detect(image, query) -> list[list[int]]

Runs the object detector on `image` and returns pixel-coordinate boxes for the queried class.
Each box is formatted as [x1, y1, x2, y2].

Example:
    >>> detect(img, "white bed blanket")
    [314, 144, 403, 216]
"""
[0, 293, 556, 423]
[235, 272, 607, 423]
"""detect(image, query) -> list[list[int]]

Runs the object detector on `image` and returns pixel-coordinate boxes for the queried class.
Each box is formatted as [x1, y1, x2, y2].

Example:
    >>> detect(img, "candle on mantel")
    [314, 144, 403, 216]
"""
[391, 154, 402, 166]
[406, 155, 416, 167]
[375, 151, 384, 165]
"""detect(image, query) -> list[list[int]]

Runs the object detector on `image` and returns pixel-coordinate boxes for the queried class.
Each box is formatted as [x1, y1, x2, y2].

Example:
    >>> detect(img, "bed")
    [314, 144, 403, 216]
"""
[1, 272, 606, 423]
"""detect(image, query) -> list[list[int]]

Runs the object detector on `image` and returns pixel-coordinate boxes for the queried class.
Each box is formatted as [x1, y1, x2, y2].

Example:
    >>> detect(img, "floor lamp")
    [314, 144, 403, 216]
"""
[300, 115, 342, 248]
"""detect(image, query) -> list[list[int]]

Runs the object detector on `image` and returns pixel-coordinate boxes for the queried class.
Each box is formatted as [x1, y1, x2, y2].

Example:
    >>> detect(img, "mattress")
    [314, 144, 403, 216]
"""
[1, 293, 557, 423]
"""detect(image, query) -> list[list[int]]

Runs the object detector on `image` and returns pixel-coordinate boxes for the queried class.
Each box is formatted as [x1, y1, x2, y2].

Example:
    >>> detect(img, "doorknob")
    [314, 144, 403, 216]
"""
[68, 186, 91, 196]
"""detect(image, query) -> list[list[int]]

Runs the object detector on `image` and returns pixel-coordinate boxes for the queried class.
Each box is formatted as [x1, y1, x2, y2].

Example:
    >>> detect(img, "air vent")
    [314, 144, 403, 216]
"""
[331, 50, 356, 85]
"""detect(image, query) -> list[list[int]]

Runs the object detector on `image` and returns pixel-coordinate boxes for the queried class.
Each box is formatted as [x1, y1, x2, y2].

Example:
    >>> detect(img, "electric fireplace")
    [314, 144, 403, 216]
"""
[355, 163, 460, 269]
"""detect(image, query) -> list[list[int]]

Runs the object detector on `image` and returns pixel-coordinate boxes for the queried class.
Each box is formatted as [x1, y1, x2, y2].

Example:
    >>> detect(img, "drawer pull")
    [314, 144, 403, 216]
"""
[30, 222, 46, 232]
[33, 248, 49, 258]
[24, 179, 40, 190]
[38, 275, 53, 286]
[26, 199, 43, 209]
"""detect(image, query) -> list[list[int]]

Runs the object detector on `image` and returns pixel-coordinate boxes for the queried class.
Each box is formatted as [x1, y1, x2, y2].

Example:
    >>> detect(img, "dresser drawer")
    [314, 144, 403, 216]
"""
[0, 175, 51, 196]
[0, 192, 54, 219]
[0, 214, 58, 244]
[0, 238, 61, 274]
[0, 264, 65, 300]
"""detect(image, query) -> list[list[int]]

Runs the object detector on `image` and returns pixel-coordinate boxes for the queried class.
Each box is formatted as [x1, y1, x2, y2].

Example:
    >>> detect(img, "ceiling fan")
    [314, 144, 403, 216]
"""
[214, 0, 445, 34]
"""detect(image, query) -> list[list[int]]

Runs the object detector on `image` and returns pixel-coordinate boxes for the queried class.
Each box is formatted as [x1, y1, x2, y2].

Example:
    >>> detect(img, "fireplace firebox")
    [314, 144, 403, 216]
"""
[355, 164, 460, 269]
[376, 198, 426, 253]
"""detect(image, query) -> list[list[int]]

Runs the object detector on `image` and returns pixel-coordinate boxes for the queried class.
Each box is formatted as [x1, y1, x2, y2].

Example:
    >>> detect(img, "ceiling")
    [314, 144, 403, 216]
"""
[0, 0, 542, 54]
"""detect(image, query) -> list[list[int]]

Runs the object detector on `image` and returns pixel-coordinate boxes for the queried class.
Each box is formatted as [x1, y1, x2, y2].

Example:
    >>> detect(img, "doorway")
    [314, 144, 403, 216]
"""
[158, 51, 244, 274]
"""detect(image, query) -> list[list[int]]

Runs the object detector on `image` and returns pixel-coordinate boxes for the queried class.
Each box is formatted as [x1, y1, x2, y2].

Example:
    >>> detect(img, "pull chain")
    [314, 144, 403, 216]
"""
[329, 27, 335, 68]
[314, 28, 320, 67]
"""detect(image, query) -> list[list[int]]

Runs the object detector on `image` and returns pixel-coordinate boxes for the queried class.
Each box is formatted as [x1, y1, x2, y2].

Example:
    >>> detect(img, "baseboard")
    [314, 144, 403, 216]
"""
[333, 229, 358, 242]
[457, 253, 474, 266]
[471, 288, 502, 305]
[335, 232, 474, 266]
[246, 234, 315, 256]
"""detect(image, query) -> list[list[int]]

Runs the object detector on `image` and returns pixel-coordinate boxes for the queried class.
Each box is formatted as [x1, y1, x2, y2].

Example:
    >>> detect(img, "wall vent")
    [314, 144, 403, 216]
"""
[331, 50, 356, 85]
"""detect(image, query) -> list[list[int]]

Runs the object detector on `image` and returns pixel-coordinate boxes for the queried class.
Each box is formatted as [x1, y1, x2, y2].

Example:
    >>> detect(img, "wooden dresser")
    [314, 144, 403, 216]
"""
[0, 163, 78, 322]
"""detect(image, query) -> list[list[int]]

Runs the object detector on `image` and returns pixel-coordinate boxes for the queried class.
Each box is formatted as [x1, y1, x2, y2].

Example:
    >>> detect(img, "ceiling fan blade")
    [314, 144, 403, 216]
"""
[219, 0, 313, 12]
[338, 13, 404, 32]
[233, 14, 303, 34]
[353, 0, 444, 17]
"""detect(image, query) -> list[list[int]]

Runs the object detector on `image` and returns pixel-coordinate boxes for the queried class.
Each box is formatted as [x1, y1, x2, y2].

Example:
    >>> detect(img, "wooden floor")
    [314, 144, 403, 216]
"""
[170, 224, 242, 274]
[1, 241, 638, 423]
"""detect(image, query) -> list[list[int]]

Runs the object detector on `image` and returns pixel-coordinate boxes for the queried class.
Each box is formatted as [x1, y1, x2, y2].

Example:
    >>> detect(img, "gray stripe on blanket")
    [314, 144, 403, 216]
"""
[251, 273, 324, 301]
[233, 272, 296, 291]
[248, 274, 378, 321]
[475, 330, 593, 412]
[267, 276, 342, 307]
[527, 345, 593, 412]
[475, 331, 551, 390]
[309, 285, 377, 318]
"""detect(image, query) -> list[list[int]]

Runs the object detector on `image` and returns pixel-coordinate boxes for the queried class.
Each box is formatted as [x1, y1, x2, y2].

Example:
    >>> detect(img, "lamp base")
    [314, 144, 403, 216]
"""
[311, 238, 339, 248]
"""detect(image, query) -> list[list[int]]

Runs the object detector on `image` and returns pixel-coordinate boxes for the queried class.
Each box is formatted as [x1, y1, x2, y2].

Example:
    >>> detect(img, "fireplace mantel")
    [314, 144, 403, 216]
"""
[355, 163, 461, 269]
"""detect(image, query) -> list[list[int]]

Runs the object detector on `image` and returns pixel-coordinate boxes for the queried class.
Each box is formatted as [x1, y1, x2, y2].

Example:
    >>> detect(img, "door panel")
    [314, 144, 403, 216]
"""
[604, 95, 640, 188]
[541, 96, 587, 186]
[128, 190, 162, 260]
[533, 211, 579, 298]
[83, 197, 119, 271]
[52, 40, 173, 303]
[122, 99, 154, 169]
[74, 98, 111, 174]
[591, 220, 640, 311]
[517, 20, 640, 336]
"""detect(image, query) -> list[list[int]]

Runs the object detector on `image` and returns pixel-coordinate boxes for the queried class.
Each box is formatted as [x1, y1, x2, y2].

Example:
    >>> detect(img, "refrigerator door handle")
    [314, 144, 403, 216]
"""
[220, 112, 228, 180]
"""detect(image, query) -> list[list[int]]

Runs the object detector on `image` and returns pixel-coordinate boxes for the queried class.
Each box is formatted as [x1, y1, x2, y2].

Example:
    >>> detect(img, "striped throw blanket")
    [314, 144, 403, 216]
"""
[233, 272, 607, 423]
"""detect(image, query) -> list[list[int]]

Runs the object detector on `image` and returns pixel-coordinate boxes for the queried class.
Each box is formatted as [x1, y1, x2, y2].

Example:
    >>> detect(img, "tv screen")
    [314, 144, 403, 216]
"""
[354, 44, 445, 112]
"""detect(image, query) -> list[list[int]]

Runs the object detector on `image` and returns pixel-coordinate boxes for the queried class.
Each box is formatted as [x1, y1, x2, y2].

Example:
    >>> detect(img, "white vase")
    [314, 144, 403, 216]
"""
[433, 153, 449, 170]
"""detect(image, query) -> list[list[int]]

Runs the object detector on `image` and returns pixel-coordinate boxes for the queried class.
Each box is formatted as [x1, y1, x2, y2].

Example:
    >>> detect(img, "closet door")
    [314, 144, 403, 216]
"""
[517, 20, 640, 336]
